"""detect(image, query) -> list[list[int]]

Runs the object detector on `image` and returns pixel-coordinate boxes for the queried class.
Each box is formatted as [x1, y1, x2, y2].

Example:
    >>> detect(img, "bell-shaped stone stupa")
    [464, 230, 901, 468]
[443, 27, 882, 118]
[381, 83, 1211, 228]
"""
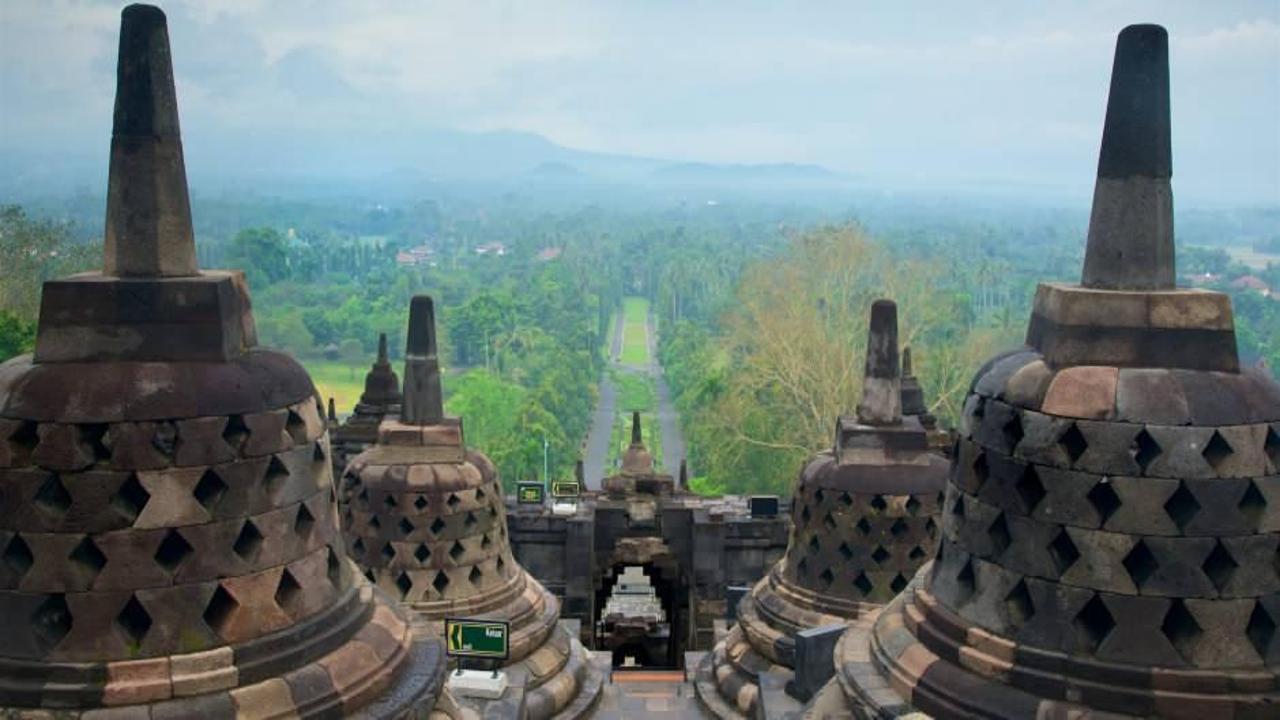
[341, 297, 603, 718]
[696, 300, 948, 717]
[0, 6, 448, 716]
[823, 25, 1280, 719]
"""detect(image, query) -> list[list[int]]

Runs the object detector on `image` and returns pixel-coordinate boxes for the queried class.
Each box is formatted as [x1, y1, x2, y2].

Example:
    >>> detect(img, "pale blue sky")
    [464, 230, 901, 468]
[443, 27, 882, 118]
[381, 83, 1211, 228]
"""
[1, 1, 1277, 204]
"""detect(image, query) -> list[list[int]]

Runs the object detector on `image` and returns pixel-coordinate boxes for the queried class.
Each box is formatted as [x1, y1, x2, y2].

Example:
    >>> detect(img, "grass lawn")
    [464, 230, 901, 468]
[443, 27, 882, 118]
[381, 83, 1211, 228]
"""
[302, 360, 367, 418]
[611, 368, 656, 412]
[620, 296, 650, 366]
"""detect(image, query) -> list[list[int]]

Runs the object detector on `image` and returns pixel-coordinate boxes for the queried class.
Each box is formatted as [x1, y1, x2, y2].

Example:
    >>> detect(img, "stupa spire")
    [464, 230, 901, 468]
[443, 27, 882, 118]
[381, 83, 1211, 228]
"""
[631, 410, 643, 445]
[103, 4, 197, 277]
[855, 299, 902, 425]
[1081, 24, 1174, 290]
[400, 295, 444, 425]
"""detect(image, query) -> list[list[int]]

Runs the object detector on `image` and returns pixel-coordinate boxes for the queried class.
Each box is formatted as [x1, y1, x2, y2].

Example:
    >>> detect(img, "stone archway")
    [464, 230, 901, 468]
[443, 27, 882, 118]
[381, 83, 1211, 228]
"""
[595, 537, 689, 668]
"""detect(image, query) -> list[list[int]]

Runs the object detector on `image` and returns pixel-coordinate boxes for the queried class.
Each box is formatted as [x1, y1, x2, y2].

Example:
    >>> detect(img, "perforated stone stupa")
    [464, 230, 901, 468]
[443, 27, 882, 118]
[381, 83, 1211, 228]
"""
[822, 25, 1280, 719]
[332, 333, 403, 476]
[341, 296, 604, 718]
[0, 5, 448, 717]
[695, 299, 948, 717]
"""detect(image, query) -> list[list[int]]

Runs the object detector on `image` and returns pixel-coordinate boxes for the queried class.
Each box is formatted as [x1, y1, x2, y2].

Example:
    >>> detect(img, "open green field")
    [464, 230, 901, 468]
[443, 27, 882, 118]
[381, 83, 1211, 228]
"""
[1225, 245, 1280, 271]
[303, 360, 367, 417]
[620, 296, 650, 366]
[611, 367, 656, 412]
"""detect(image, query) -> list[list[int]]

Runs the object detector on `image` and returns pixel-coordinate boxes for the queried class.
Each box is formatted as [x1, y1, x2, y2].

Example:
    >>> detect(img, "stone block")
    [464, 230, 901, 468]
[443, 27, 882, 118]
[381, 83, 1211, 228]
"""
[1181, 478, 1256, 536]
[31, 423, 98, 472]
[1058, 528, 1138, 595]
[1013, 411, 1073, 468]
[1210, 424, 1269, 479]
[1182, 598, 1259, 667]
[1142, 425, 1216, 480]
[1073, 420, 1141, 476]
[1115, 369, 1190, 425]
[242, 409, 292, 457]
[1174, 370, 1254, 427]
[1130, 535, 1218, 598]
[1103, 475, 1180, 536]
[1093, 594, 1185, 667]
[33, 271, 256, 364]
[170, 646, 237, 697]
[104, 421, 173, 470]
[173, 416, 237, 467]
[103, 657, 172, 705]
[134, 466, 207, 528]
[1002, 360, 1052, 411]
[230, 677, 298, 719]
[1041, 367, 1118, 421]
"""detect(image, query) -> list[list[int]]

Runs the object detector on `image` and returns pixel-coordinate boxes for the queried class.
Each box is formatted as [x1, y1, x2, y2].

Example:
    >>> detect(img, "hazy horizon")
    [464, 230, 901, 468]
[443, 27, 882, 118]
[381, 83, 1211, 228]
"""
[1, 1, 1278, 207]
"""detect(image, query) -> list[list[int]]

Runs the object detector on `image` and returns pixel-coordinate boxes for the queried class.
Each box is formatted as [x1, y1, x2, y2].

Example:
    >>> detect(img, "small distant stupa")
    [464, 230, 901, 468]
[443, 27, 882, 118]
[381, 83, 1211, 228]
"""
[331, 332, 403, 475]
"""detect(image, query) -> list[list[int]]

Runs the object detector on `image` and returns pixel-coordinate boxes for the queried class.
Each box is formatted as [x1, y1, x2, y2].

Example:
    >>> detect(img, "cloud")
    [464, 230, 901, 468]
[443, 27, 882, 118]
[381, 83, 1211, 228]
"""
[1, 0, 1276, 204]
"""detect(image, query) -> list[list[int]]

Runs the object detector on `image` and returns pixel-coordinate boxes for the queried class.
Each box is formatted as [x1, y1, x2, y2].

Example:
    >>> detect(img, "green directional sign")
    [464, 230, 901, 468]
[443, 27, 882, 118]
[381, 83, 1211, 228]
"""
[445, 618, 510, 659]
[517, 482, 545, 505]
[550, 480, 581, 498]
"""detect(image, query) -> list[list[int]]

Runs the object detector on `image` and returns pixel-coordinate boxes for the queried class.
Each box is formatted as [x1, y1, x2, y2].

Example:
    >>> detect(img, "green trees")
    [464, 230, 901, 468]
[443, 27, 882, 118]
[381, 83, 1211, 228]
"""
[658, 225, 1011, 495]
[0, 205, 99, 362]
[0, 311, 35, 360]
[226, 227, 290, 288]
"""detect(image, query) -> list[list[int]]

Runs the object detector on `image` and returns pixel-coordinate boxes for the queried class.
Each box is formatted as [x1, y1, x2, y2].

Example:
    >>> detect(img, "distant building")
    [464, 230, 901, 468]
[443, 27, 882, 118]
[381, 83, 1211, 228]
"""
[1231, 274, 1272, 296]
[474, 241, 507, 256]
[537, 246, 562, 261]
[395, 243, 436, 266]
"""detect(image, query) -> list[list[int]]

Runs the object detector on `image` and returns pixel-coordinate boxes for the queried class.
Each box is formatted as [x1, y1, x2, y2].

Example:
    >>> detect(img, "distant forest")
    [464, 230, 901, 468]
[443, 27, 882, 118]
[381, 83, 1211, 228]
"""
[2, 196, 1277, 495]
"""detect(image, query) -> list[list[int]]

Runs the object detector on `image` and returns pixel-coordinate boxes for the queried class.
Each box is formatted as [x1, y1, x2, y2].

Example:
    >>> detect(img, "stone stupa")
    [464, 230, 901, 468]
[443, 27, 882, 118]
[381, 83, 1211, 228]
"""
[603, 412, 676, 497]
[696, 300, 948, 717]
[821, 24, 1280, 719]
[332, 332, 403, 476]
[0, 5, 450, 717]
[341, 296, 603, 718]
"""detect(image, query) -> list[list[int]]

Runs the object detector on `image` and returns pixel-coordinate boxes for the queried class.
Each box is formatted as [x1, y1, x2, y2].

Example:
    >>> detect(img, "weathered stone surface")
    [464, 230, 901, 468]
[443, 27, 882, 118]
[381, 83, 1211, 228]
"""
[0, 8, 447, 718]
[821, 24, 1280, 719]
[1040, 366, 1118, 420]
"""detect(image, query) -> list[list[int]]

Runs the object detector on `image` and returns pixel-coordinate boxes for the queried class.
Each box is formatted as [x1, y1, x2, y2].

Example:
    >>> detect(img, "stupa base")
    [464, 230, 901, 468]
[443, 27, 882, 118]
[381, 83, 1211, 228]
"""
[695, 569, 874, 717]
[830, 567, 1280, 720]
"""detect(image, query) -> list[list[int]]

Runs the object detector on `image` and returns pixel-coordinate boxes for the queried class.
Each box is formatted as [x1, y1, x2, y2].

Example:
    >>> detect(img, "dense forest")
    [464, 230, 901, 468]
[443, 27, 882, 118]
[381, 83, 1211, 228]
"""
[2, 196, 1277, 495]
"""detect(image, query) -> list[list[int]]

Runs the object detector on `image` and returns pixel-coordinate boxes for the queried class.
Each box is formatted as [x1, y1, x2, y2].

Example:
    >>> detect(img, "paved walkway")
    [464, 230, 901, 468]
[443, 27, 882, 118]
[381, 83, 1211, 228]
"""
[581, 302, 687, 488]
[582, 309, 626, 489]
[649, 309, 685, 475]
[594, 671, 703, 717]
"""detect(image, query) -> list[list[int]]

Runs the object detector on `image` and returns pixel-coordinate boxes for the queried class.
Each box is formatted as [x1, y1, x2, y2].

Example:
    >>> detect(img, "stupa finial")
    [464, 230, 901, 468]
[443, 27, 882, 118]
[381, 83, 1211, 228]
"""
[103, 4, 197, 278]
[1081, 24, 1174, 290]
[377, 332, 389, 363]
[400, 295, 444, 425]
[631, 411, 643, 445]
[855, 300, 902, 426]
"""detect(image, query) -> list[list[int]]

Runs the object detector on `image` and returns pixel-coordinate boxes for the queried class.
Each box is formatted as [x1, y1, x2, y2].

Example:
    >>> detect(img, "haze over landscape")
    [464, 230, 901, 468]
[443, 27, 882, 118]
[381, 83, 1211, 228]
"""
[3, 3, 1280, 715]
[2, 0, 1277, 204]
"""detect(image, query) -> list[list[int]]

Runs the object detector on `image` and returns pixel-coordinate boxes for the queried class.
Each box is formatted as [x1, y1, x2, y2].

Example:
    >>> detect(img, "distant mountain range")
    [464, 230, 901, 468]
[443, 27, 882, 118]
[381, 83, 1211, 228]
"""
[0, 125, 858, 201]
